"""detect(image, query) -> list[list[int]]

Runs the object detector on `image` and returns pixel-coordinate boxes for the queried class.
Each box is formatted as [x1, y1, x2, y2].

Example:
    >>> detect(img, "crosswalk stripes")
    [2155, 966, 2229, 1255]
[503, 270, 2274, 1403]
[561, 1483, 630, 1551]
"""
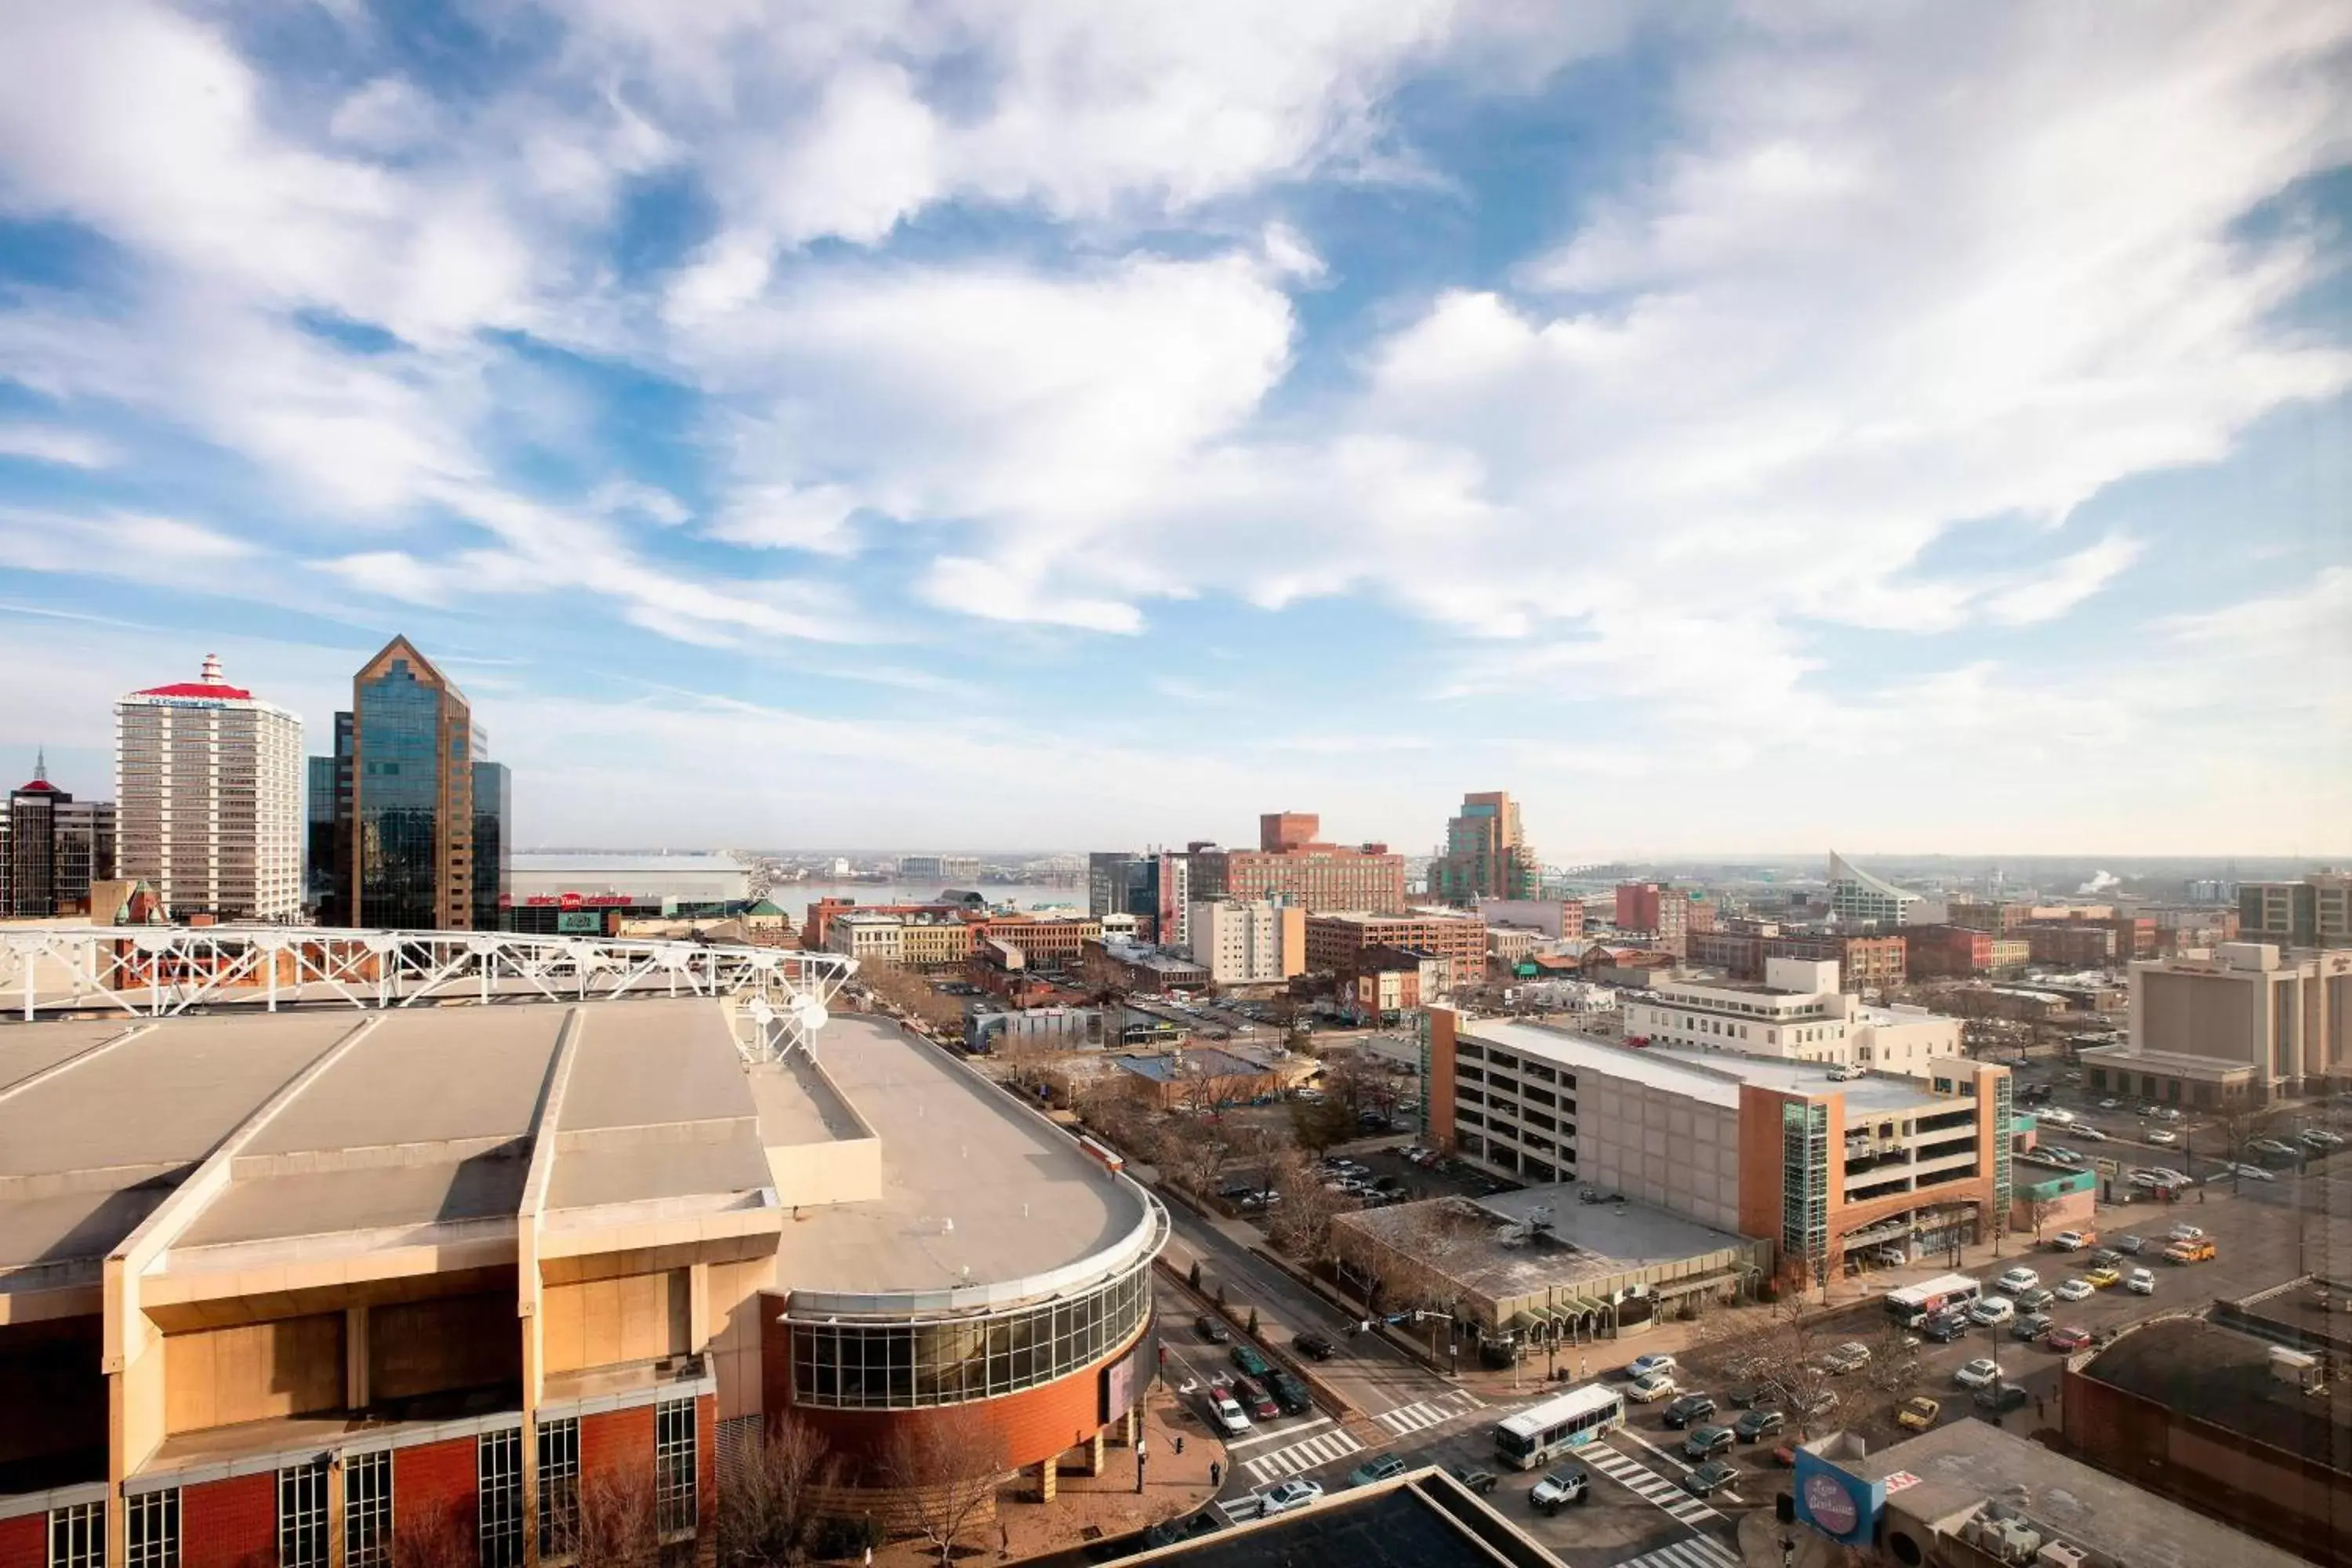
[1240, 1427, 1364, 1483]
[1372, 1387, 1487, 1436]
[1610, 1534, 1743, 1568]
[1581, 1443, 1720, 1526]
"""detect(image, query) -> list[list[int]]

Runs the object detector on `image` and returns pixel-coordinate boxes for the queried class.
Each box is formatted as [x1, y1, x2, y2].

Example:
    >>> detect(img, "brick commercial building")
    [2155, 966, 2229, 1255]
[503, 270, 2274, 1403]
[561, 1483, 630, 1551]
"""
[1689, 927, 1906, 990]
[1185, 814, 1406, 914]
[1425, 1007, 2012, 1283]
[0, 977, 1163, 1567]
[1612, 883, 1692, 957]
[2063, 1316, 2351, 1566]
[1472, 898, 1584, 941]
[1080, 939, 1211, 993]
[1905, 925, 2026, 978]
[1304, 911, 1488, 991]
[2019, 920, 2117, 967]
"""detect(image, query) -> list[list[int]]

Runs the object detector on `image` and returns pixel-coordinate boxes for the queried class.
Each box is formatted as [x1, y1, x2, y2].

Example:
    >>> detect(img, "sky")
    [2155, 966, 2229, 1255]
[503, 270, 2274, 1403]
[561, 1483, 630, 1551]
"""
[1, 1, 2347, 859]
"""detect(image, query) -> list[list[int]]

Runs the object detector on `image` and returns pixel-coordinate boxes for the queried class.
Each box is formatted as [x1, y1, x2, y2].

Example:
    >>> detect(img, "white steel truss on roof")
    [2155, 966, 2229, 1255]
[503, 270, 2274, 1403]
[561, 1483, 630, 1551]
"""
[0, 926, 856, 1062]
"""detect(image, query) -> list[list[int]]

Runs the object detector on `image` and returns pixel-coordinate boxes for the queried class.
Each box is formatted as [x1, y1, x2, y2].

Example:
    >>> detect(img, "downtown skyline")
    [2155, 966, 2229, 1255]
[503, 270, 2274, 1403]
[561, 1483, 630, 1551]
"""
[1, 3, 2347, 856]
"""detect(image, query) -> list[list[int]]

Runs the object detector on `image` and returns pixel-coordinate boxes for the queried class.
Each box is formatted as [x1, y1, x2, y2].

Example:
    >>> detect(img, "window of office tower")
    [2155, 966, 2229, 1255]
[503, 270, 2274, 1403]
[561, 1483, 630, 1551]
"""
[357, 659, 444, 929]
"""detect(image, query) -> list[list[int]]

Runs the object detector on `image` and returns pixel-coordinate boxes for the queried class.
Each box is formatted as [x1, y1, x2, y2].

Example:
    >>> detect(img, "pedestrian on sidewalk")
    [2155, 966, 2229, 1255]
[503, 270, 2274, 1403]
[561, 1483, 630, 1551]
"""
[1175, 1435, 1185, 1456]
[1210, 1461, 1222, 1489]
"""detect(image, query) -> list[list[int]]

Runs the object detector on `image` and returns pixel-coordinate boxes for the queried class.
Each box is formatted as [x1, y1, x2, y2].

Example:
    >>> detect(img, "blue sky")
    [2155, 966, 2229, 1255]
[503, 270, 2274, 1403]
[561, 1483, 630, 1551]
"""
[1, 1, 2347, 856]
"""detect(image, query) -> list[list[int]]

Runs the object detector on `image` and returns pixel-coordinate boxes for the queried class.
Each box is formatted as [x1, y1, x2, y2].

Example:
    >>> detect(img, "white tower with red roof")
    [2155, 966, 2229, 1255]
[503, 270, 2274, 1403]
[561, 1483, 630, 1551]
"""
[114, 654, 303, 920]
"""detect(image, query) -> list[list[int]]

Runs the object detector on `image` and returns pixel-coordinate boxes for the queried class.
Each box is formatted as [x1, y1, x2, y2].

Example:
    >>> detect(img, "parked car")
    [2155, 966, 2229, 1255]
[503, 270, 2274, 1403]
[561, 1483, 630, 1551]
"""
[2223, 1162, 2278, 1181]
[2046, 1326, 2093, 1352]
[1628, 1372, 1679, 1402]
[1626, 1353, 1678, 1381]
[1995, 1266, 2042, 1295]
[1922, 1311, 1971, 1344]
[2050, 1230, 2090, 1251]
[2085, 1263, 2121, 1288]
[1974, 1383, 2031, 1414]
[1897, 1396, 1941, 1432]
[2252, 1138, 2303, 1160]
[1684, 1425, 1737, 1461]
[1293, 1331, 1335, 1361]
[1195, 1313, 1231, 1343]
[2072, 1125, 2107, 1142]
[1969, 1297, 2016, 1326]
[2012, 1312, 2053, 1342]
[1726, 1383, 1766, 1409]
[1684, 1461, 1740, 1497]
[1820, 1341, 1872, 1375]
[1734, 1408, 1785, 1442]
[1955, 1358, 2002, 1389]
[2147, 1129, 2180, 1146]
[2126, 1268, 2156, 1295]
[1530, 1467, 1589, 1512]
[2054, 1278, 2096, 1301]
[2097, 1098, 2121, 1109]
[1210, 1394, 1253, 1436]
[1446, 1465, 1497, 1497]
[2013, 1287, 2056, 1313]
[2113, 1234, 2146, 1254]
[2168, 1223, 2207, 1243]
[1258, 1479, 1324, 1515]
[1665, 1393, 1719, 1429]
[1269, 1370, 1314, 1414]
[1348, 1454, 1407, 1487]
[2164, 1237, 2216, 1263]
[1231, 1345, 1272, 1378]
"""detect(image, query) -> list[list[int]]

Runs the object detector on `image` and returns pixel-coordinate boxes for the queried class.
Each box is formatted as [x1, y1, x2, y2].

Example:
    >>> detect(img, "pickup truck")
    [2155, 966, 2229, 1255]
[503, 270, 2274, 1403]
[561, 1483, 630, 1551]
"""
[2163, 1238, 2216, 1263]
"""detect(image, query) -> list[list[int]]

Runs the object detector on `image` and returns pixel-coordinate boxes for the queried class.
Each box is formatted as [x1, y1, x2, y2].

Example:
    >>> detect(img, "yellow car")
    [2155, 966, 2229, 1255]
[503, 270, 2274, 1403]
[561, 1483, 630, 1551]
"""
[1898, 1396, 1940, 1432]
[2085, 1263, 2121, 1288]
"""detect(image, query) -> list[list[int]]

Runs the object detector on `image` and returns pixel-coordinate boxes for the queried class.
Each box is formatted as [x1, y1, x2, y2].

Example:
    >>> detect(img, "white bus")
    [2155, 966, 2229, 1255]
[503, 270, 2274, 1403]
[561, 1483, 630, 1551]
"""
[1493, 1385, 1625, 1470]
[1884, 1271, 1983, 1327]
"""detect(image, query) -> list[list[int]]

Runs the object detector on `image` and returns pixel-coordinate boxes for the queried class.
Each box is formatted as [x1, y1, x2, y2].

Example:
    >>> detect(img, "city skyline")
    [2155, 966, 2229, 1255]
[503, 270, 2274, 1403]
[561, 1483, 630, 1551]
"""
[1, 5, 2347, 854]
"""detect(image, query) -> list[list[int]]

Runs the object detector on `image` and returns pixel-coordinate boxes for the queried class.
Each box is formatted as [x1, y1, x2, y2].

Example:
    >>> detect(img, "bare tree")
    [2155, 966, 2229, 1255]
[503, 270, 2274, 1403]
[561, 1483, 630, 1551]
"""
[861, 963, 965, 1034]
[568, 1470, 661, 1568]
[1174, 1126, 1232, 1200]
[718, 1417, 842, 1568]
[1265, 1149, 1348, 1264]
[1239, 1123, 1290, 1196]
[389, 1502, 473, 1568]
[2024, 1193, 2062, 1243]
[1860, 1319, 1924, 1396]
[2208, 1103, 2279, 1189]
[884, 1409, 1010, 1568]
[1699, 1312, 1844, 1437]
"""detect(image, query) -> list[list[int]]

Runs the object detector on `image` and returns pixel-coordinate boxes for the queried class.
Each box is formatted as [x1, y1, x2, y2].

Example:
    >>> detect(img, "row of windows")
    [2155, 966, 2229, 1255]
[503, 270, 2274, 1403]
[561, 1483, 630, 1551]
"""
[49, 1408, 695, 1568]
[790, 1264, 1149, 1409]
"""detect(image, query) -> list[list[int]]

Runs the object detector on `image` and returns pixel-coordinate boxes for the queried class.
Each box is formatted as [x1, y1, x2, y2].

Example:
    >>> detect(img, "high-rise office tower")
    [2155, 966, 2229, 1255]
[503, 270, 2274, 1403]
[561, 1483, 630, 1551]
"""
[114, 655, 303, 921]
[472, 758, 512, 931]
[306, 711, 354, 924]
[1432, 789, 1540, 903]
[5, 753, 116, 916]
[331, 637, 509, 930]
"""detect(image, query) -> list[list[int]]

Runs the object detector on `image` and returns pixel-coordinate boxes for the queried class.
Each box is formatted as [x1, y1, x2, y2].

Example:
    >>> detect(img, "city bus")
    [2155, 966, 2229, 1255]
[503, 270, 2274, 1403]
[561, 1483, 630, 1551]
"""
[1884, 1271, 1983, 1327]
[1493, 1385, 1625, 1470]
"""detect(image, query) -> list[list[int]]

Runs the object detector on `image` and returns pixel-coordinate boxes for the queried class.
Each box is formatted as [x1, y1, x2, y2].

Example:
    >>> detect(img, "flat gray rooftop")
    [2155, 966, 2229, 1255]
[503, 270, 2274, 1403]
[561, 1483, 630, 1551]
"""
[249, 1007, 564, 1152]
[1462, 1018, 1958, 1114]
[0, 1018, 132, 1092]
[1849, 1418, 2307, 1568]
[775, 1014, 1145, 1298]
[1338, 1189, 1756, 1302]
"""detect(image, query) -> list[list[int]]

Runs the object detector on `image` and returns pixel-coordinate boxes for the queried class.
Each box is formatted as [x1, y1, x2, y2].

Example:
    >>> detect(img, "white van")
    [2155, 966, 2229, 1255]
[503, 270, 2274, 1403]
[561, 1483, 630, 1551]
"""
[2038, 1107, 2077, 1127]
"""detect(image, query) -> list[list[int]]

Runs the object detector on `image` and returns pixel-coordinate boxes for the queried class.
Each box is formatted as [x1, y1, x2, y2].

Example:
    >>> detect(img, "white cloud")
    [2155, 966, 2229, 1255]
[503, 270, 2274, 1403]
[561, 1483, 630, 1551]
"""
[0, 425, 116, 470]
[1981, 534, 2143, 626]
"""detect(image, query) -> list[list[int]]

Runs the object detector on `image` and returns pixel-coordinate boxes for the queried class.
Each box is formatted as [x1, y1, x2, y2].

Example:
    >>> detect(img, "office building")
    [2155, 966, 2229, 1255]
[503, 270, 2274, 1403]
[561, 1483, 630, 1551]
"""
[2240, 873, 2352, 949]
[4, 754, 115, 917]
[2079, 942, 2352, 1105]
[1826, 851, 1924, 929]
[325, 637, 494, 930]
[471, 761, 510, 932]
[303, 713, 353, 924]
[1696, 927, 1909, 991]
[1084, 849, 1190, 946]
[826, 909, 907, 964]
[1187, 898, 1303, 985]
[0, 989, 1161, 1560]
[1185, 814, 1406, 914]
[898, 853, 981, 884]
[1613, 882, 1692, 956]
[1426, 1007, 2012, 1282]
[1905, 924, 2029, 978]
[113, 655, 303, 922]
[1473, 898, 1584, 941]
[1080, 938, 1210, 993]
[1622, 959, 1962, 1072]
[1791, 1419, 2306, 1568]
[1345, 946, 1442, 1019]
[1304, 910, 1488, 990]
[2019, 920, 2116, 967]
[1430, 791, 1540, 904]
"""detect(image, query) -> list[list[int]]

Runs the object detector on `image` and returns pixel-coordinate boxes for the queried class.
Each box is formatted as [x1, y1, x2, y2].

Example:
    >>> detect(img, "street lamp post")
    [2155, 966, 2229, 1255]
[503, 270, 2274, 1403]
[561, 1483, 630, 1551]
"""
[1135, 1436, 1148, 1496]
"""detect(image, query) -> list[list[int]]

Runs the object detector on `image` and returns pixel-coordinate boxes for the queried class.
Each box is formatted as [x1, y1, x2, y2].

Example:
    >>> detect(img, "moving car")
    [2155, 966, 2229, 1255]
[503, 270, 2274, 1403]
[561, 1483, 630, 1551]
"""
[1969, 1297, 2016, 1326]
[2163, 1238, 2216, 1263]
[2050, 1230, 2091, 1251]
[2045, 1326, 2093, 1352]
[1627, 1353, 1678, 1381]
[1684, 1425, 1737, 1461]
[1258, 1479, 1324, 1515]
[2097, 1098, 2121, 1109]
[1348, 1454, 1407, 1487]
[1684, 1461, 1740, 1497]
[2072, 1126, 2108, 1142]
[1664, 1393, 1719, 1429]
[1195, 1313, 1230, 1343]
[1734, 1408, 1785, 1442]
[2127, 1268, 2156, 1295]
[1293, 1331, 1335, 1361]
[1232, 1376, 1280, 1421]
[1530, 1467, 1589, 1512]
[2168, 1223, 2207, 1243]
[2223, 1162, 2278, 1181]
[2252, 1138, 2303, 1160]
[1446, 1465, 1497, 1496]
[1955, 1358, 2002, 1389]
[2012, 1312, 2053, 1343]
[1628, 1372, 1679, 1403]
[1995, 1266, 2042, 1295]
[2054, 1278, 2096, 1302]
[1897, 1396, 1940, 1432]
[2147, 1129, 2179, 1145]
[2084, 1263, 2121, 1288]
[1210, 1394, 1253, 1436]
[1974, 1383, 2031, 1414]
[1231, 1345, 1272, 1378]
[1269, 1370, 1315, 1414]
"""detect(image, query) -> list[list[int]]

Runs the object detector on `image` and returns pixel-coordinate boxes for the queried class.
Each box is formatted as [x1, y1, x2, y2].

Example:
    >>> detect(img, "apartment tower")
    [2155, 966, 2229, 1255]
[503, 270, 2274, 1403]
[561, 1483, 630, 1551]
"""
[114, 655, 303, 921]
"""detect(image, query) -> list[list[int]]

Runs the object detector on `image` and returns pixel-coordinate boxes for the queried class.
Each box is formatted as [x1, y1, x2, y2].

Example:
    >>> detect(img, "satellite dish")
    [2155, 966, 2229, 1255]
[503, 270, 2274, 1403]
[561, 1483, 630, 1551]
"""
[793, 1000, 829, 1033]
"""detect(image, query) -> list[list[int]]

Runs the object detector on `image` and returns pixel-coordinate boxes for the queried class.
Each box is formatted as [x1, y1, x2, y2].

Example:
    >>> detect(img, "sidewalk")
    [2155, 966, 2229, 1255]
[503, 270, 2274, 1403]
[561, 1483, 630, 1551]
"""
[849, 1385, 1224, 1566]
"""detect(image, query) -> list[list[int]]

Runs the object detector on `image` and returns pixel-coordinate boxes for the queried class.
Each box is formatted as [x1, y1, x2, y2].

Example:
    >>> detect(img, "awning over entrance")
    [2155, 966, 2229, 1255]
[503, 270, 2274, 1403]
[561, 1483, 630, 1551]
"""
[1650, 1270, 1742, 1301]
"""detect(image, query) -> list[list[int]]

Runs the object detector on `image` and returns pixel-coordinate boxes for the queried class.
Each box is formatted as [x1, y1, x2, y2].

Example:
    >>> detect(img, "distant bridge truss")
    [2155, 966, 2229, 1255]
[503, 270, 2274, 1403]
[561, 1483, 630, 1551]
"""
[0, 925, 856, 1062]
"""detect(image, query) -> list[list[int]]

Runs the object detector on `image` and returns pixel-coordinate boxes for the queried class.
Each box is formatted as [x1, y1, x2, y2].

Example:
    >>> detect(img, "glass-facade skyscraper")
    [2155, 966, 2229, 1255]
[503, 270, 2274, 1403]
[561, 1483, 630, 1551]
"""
[472, 758, 511, 932]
